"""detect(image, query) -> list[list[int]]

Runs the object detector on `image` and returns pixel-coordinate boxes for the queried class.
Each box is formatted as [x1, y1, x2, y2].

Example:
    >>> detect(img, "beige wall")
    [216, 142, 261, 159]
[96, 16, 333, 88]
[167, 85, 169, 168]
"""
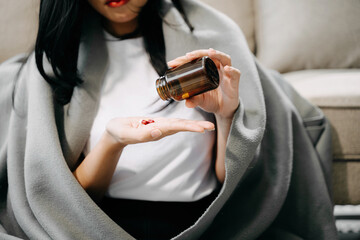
[0, 0, 39, 63]
[0, 0, 256, 63]
[198, 0, 255, 53]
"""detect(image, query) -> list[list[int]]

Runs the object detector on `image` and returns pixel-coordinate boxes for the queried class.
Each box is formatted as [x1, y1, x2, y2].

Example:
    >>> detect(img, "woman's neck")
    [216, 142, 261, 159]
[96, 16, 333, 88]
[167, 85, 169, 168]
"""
[104, 18, 139, 38]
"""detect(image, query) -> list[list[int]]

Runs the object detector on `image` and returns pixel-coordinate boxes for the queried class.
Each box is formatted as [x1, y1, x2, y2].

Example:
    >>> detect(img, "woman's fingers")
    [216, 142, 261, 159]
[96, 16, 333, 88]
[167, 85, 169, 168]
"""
[142, 118, 214, 141]
[167, 49, 209, 68]
[185, 98, 197, 109]
[167, 48, 231, 68]
[167, 55, 189, 68]
[151, 118, 214, 135]
[107, 117, 215, 145]
[208, 48, 231, 67]
[167, 50, 209, 67]
[185, 94, 204, 109]
[150, 129, 162, 138]
[224, 65, 241, 88]
[185, 49, 211, 60]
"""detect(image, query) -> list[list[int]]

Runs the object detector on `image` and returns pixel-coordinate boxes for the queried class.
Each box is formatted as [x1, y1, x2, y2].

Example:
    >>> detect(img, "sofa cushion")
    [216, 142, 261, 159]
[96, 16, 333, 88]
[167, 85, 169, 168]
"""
[255, 0, 360, 73]
[198, 0, 255, 53]
[283, 69, 360, 161]
[283, 69, 360, 205]
[283, 69, 360, 108]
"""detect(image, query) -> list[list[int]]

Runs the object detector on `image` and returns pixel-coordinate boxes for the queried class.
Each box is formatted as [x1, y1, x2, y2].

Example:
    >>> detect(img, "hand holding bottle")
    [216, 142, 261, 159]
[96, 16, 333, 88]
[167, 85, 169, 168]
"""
[168, 49, 241, 183]
[167, 48, 240, 120]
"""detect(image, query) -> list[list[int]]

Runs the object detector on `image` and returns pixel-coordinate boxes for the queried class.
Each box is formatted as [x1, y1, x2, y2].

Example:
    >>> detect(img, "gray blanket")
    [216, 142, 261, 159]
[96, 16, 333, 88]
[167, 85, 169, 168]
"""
[0, 0, 337, 239]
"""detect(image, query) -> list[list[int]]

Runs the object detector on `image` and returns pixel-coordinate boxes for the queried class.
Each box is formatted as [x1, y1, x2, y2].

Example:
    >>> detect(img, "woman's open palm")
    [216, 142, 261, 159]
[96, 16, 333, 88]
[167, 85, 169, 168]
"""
[106, 117, 215, 146]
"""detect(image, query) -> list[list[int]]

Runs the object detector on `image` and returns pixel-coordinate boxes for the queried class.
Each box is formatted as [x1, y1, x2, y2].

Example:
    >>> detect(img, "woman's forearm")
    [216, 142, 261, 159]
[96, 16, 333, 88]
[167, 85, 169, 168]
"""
[73, 131, 125, 201]
[214, 115, 233, 183]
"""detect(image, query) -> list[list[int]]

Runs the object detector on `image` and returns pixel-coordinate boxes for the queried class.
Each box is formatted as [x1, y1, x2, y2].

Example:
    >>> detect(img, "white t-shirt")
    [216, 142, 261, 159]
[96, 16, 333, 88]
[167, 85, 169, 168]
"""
[84, 31, 217, 202]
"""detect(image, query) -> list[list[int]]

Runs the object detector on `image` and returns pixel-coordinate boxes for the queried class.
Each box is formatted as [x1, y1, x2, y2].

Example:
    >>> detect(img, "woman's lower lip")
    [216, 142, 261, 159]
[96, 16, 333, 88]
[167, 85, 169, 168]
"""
[106, 0, 130, 8]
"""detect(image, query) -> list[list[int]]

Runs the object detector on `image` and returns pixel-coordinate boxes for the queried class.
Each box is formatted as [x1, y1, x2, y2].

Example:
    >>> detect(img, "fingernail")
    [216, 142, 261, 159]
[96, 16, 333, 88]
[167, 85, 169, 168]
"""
[151, 129, 162, 138]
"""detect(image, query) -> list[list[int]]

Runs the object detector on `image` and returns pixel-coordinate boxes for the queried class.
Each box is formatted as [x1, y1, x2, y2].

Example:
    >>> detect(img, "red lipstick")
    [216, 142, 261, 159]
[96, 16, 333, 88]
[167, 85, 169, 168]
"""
[105, 0, 130, 8]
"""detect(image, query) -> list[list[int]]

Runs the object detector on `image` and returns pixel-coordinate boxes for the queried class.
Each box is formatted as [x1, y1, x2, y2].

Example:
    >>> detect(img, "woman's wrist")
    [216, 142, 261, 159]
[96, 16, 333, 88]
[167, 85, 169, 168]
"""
[215, 113, 233, 142]
[215, 114, 233, 124]
[214, 112, 234, 183]
[103, 130, 127, 151]
[215, 106, 236, 125]
[215, 99, 239, 120]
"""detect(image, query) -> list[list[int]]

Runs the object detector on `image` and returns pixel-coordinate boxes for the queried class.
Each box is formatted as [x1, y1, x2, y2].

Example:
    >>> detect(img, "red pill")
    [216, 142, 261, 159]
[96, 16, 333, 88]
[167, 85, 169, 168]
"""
[141, 119, 155, 125]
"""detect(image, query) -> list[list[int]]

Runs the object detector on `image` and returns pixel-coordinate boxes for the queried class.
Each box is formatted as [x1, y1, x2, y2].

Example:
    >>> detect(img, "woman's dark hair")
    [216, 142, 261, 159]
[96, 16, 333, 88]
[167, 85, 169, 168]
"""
[35, 0, 193, 105]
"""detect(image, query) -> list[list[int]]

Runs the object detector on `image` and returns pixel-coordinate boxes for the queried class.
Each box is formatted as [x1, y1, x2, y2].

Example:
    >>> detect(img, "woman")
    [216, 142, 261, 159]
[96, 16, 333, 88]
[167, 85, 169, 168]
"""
[0, 0, 337, 239]
[70, 1, 240, 239]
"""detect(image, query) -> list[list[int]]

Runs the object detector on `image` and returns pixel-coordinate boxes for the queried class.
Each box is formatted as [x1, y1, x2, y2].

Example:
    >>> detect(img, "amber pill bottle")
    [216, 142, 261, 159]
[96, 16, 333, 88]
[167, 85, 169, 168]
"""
[156, 56, 219, 101]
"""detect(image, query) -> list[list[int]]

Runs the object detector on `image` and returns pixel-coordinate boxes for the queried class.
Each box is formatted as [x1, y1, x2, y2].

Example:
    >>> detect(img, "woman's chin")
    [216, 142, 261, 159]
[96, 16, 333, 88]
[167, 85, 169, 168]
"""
[105, 13, 137, 24]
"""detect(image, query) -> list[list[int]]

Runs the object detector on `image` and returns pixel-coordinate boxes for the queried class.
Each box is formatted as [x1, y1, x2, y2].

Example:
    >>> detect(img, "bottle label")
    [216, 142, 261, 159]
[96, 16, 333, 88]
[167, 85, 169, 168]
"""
[182, 93, 190, 99]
